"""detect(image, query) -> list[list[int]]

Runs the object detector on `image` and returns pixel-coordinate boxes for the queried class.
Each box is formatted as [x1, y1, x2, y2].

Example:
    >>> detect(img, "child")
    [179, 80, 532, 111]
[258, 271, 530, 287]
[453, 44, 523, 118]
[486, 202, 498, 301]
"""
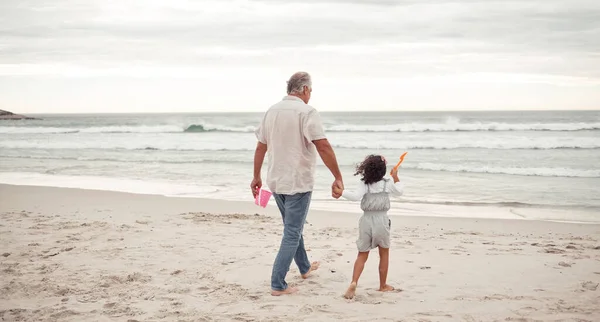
[335, 154, 403, 299]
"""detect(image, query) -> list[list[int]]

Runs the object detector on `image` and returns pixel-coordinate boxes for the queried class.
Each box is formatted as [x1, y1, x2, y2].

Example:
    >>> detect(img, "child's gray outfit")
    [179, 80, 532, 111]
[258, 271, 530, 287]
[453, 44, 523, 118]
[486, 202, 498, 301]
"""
[342, 178, 403, 252]
[357, 179, 392, 251]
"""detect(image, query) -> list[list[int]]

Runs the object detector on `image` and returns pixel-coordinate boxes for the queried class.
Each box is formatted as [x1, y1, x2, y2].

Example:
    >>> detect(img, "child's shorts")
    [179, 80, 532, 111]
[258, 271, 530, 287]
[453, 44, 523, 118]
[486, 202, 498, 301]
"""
[356, 211, 391, 252]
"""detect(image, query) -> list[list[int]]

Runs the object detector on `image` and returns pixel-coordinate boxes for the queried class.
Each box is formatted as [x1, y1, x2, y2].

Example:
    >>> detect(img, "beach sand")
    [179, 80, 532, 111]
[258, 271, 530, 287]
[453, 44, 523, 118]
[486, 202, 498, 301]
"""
[1, 184, 599, 321]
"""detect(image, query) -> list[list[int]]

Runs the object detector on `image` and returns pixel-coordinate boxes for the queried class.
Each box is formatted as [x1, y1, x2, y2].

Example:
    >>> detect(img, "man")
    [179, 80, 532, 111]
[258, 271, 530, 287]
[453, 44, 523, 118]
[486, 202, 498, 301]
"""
[251, 71, 344, 296]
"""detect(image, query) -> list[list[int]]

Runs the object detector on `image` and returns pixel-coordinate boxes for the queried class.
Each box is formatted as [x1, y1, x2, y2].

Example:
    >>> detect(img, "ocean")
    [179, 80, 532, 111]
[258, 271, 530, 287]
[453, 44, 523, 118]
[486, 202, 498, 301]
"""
[1, 111, 599, 223]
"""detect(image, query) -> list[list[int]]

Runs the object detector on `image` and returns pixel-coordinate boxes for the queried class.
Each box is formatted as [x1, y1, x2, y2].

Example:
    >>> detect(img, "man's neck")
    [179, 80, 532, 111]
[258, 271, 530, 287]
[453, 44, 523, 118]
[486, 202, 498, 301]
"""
[288, 93, 308, 104]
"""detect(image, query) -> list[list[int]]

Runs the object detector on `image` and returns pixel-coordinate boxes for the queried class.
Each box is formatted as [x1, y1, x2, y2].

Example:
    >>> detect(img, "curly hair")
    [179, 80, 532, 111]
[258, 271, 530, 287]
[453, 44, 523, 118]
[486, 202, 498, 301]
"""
[354, 154, 387, 185]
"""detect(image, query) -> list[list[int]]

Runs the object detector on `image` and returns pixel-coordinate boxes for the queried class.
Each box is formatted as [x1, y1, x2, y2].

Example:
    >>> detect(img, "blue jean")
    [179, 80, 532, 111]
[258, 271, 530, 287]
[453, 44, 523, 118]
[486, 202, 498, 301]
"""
[271, 191, 312, 291]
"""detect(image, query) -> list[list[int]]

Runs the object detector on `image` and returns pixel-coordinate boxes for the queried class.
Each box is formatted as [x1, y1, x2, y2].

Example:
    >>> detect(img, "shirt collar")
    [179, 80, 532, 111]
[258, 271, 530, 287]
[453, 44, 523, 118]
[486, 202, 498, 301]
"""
[283, 95, 304, 102]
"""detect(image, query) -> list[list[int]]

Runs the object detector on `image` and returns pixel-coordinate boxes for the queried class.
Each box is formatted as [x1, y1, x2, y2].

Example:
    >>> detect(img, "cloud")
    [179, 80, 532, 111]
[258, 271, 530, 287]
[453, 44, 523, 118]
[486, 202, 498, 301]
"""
[2, 1, 599, 50]
[0, 0, 598, 112]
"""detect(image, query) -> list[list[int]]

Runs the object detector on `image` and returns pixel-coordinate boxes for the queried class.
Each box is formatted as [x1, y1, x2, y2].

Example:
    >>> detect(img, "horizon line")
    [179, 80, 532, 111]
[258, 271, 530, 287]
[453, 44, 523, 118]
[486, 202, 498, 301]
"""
[15, 108, 600, 115]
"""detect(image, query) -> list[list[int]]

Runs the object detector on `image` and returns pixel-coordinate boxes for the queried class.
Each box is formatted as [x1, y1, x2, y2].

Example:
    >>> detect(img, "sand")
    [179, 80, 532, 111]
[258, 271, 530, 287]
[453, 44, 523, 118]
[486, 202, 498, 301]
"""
[1, 184, 599, 321]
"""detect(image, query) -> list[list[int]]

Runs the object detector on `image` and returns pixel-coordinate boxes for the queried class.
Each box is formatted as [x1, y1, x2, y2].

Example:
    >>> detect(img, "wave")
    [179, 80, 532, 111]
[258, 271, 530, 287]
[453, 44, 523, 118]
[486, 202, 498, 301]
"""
[411, 163, 600, 178]
[183, 124, 255, 133]
[0, 127, 80, 134]
[0, 125, 182, 134]
[333, 142, 600, 150]
[0, 154, 252, 165]
[3, 153, 599, 178]
[326, 122, 600, 132]
[0, 139, 255, 151]
[81, 125, 183, 133]
[0, 124, 255, 134]
[397, 199, 541, 208]
[2, 121, 599, 134]
[393, 199, 598, 210]
[2, 139, 599, 151]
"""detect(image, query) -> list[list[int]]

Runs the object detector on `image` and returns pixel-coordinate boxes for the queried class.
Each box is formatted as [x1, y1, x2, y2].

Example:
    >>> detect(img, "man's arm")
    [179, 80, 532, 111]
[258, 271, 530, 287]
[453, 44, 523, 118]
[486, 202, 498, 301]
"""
[253, 142, 268, 178]
[313, 139, 344, 198]
[251, 141, 268, 197]
[313, 139, 342, 180]
[303, 109, 343, 197]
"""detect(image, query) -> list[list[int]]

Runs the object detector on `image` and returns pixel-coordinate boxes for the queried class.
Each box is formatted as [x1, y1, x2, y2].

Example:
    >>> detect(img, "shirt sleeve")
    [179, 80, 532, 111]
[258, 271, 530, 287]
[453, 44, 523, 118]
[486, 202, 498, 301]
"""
[255, 118, 267, 144]
[387, 179, 404, 197]
[303, 109, 327, 142]
[342, 181, 366, 201]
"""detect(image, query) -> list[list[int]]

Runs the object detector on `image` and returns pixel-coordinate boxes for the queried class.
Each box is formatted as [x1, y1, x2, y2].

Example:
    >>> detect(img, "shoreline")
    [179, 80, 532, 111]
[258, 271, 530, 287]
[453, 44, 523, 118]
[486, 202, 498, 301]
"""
[1, 180, 599, 225]
[2, 184, 599, 235]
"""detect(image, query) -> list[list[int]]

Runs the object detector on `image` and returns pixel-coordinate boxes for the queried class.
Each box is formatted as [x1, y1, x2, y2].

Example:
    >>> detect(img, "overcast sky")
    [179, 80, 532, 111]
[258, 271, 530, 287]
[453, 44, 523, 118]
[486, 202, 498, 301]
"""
[1, 0, 599, 113]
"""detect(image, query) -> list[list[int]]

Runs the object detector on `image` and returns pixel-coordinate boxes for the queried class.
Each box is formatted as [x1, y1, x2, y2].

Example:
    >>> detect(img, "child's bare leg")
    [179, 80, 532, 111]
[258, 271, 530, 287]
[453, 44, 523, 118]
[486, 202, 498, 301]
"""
[377, 246, 394, 292]
[351, 251, 369, 284]
[344, 251, 369, 299]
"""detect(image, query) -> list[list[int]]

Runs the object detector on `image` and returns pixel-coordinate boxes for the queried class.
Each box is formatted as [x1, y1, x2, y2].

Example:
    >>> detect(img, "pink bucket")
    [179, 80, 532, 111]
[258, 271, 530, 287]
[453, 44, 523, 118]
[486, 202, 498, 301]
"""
[255, 189, 272, 208]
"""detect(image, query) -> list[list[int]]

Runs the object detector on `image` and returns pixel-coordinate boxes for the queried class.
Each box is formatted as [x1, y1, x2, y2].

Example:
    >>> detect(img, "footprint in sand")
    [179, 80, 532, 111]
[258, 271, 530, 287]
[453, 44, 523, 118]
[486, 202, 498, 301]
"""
[247, 294, 261, 301]
[299, 304, 330, 314]
[49, 309, 81, 320]
[353, 295, 382, 305]
[543, 247, 565, 254]
[260, 304, 276, 310]
[581, 281, 599, 291]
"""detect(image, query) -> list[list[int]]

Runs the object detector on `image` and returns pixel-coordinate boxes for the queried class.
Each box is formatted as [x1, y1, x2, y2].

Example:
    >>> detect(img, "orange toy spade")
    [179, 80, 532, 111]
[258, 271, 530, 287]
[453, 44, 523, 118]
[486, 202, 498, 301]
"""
[390, 152, 408, 175]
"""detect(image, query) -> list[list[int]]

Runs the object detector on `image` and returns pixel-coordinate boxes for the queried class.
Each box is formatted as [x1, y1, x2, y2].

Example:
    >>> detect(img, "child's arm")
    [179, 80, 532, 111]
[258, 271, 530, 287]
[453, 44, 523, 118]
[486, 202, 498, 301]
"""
[388, 167, 404, 196]
[341, 181, 366, 201]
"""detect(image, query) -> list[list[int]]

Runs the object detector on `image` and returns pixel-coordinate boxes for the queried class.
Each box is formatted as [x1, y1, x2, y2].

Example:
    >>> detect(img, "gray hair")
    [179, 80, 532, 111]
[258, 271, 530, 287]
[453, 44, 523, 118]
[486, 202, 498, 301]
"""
[286, 72, 312, 94]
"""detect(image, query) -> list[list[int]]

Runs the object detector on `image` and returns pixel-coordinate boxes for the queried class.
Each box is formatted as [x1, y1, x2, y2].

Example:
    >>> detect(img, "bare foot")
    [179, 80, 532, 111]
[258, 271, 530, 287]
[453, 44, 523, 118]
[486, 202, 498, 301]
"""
[378, 284, 395, 292]
[301, 261, 320, 279]
[343, 282, 357, 299]
[271, 286, 298, 296]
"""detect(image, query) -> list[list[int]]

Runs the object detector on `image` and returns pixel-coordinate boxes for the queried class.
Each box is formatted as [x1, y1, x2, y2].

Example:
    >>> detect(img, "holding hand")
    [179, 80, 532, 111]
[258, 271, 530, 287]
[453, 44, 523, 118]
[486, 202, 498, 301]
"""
[331, 179, 344, 199]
